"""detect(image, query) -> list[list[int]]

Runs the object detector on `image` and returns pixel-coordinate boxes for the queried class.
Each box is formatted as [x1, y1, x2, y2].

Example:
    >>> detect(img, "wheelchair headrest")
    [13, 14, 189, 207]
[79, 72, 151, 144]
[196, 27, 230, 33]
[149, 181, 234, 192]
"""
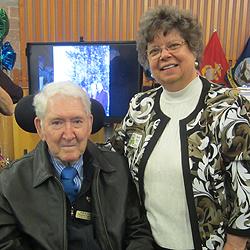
[14, 95, 105, 134]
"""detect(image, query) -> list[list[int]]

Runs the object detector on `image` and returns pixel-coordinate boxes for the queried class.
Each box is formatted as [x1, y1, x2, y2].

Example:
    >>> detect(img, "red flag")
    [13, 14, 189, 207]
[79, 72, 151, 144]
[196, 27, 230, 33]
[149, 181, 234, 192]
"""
[200, 31, 229, 85]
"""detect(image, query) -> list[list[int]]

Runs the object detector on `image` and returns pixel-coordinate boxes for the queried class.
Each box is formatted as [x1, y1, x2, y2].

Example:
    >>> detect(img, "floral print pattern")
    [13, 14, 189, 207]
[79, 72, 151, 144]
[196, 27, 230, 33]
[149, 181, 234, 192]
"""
[110, 77, 250, 249]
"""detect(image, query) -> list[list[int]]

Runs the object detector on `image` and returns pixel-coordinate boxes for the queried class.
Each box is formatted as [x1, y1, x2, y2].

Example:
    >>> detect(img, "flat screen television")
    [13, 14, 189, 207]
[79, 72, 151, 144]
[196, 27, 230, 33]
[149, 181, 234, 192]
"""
[26, 41, 143, 124]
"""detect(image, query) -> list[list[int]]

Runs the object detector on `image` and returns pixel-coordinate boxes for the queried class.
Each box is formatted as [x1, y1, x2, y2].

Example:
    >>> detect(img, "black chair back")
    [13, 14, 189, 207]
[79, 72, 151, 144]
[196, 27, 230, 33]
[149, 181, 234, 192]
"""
[14, 95, 105, 134]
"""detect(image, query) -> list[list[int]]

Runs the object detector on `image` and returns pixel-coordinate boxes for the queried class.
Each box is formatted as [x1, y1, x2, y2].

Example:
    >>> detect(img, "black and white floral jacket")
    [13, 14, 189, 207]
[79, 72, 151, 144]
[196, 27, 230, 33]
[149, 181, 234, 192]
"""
[110, 76, 250, 249]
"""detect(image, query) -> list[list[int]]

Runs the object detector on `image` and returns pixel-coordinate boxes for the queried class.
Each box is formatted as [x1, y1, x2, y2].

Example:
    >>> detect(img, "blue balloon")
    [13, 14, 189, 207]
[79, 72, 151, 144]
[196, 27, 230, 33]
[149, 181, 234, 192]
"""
[1, 41, 16, 70]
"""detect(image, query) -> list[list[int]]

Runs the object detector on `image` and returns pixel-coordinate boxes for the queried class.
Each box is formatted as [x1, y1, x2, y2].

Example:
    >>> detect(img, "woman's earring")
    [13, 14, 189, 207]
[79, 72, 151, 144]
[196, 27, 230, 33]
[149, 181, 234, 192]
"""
[194, 61, 199, 69]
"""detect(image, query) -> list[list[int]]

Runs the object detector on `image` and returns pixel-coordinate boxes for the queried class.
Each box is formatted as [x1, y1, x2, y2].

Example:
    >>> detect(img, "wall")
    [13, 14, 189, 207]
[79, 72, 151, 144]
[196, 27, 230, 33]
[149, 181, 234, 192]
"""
[18, 0, 250, 89]
[0, 0, 20, 160]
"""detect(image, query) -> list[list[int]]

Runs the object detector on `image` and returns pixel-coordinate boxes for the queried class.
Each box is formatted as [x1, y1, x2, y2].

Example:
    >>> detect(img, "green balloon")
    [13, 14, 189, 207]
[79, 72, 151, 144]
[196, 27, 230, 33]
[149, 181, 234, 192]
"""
[0, 9, 9, 42]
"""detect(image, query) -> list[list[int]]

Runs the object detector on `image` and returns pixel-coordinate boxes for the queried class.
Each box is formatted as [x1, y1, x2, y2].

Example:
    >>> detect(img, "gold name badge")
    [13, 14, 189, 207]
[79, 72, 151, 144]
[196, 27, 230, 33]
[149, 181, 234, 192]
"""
[75, 210, 91, 221]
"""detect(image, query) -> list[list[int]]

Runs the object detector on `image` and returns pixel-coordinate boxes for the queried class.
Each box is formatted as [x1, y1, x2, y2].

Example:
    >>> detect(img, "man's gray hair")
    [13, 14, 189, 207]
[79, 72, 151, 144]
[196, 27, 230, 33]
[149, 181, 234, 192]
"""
[33, 81, 91, 120]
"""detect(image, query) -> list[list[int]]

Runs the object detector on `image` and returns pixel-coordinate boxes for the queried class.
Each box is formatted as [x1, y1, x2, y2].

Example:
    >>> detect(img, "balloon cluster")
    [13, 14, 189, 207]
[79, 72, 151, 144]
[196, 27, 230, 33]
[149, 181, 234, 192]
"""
[0, 9, 16, 71]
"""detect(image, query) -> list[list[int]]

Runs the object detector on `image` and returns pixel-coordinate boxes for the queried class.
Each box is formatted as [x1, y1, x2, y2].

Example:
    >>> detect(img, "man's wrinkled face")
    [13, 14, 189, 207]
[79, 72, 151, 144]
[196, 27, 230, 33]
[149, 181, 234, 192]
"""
[35, 94, 93, 164]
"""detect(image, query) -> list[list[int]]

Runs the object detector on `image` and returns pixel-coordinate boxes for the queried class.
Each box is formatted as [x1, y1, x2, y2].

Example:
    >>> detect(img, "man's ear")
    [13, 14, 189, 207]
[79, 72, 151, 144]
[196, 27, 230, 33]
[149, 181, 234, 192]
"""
[34, 117, 44, 140]
[88, 114, 93, 135]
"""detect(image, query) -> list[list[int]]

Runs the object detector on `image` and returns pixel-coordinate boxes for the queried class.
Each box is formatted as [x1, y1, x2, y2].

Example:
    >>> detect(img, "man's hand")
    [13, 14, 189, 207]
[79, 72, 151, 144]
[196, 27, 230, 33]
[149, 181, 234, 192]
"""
[0, 86, 13, 115]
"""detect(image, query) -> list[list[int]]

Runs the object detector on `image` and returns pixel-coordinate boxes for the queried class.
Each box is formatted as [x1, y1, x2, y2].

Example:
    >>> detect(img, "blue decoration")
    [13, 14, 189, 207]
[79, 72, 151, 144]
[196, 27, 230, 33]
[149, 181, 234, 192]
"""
[1, 41, 16, 70]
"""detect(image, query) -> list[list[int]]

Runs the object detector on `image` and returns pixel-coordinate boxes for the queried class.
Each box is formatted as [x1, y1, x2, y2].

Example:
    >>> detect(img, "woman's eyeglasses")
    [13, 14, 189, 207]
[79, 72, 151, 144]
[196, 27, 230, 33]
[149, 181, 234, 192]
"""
[147, 40, 186, 60]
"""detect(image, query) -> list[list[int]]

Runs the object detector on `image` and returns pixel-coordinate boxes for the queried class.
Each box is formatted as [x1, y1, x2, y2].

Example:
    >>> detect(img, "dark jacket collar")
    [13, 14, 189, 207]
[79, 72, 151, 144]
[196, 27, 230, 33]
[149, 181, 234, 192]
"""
[32, 140, 116, 188]
[86, 140, 116, 173]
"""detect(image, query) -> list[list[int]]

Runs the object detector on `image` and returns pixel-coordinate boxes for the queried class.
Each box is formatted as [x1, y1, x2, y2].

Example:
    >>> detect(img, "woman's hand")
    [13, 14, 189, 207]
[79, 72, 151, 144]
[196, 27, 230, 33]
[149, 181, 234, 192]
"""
[224, 234, 248, 250]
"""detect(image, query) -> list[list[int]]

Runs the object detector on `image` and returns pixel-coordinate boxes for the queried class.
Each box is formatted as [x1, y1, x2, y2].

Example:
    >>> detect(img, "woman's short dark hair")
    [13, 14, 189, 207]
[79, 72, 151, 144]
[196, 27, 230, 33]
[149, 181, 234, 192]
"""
[137, 5, 203, 70]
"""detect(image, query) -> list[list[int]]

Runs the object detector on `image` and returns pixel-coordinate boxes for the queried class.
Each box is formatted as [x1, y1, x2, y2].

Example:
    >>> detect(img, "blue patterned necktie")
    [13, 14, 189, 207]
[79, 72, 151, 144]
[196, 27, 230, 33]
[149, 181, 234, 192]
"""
[61, 167, 78, 203]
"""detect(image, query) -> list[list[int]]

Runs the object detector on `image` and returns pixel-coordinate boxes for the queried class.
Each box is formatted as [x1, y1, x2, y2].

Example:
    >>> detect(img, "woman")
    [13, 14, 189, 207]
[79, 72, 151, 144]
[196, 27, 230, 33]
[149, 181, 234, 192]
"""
[0, 86, 13, 115]
[110, 6, 250, 250]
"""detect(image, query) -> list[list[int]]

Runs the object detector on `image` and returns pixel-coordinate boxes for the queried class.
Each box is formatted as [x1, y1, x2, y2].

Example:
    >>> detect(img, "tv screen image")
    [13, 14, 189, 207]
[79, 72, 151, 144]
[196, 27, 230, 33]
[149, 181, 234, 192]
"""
[26, 41, 143, 123]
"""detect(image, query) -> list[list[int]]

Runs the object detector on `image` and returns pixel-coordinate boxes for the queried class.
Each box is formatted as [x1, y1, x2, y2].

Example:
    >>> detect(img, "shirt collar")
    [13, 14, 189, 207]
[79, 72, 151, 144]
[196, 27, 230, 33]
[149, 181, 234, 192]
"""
[49, 153, 84, 178]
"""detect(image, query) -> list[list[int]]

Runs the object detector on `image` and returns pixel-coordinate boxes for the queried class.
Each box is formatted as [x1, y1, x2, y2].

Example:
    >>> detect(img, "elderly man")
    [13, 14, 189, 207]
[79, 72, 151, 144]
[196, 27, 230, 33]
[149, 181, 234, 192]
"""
[0, 81, 153, 250]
